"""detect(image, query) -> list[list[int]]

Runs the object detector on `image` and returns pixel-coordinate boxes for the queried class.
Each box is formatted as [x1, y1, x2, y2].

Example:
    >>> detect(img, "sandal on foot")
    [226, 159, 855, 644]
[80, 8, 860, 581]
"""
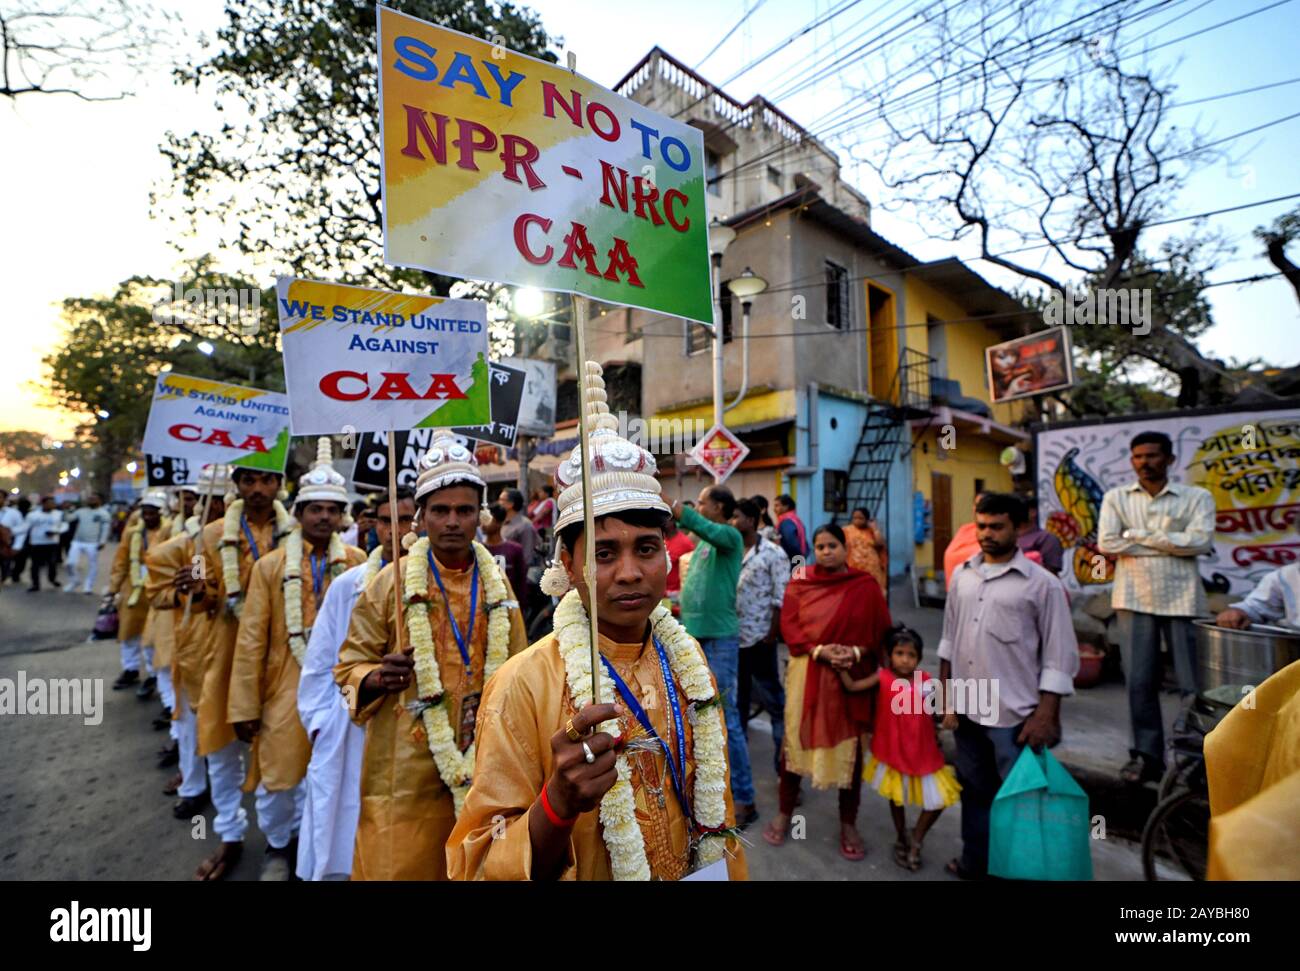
[1120, 756, 1162, 785]
[907, 844, 923, 871]
[892, 839, 910, 869]
[194, 842, 243, 881]
[840, 834, 866, 862]
[945, 858, 982, 880]
[762, 820, 789, 847]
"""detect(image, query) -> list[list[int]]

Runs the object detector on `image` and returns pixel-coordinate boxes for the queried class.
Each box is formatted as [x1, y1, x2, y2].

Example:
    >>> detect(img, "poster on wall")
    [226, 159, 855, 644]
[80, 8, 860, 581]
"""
[1034, 405, 1300, 599]
[986, 327, 1074, 403]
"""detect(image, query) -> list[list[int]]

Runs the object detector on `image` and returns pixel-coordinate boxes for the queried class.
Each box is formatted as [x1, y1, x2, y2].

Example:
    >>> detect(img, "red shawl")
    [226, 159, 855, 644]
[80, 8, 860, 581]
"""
[780, 564, 891, 749]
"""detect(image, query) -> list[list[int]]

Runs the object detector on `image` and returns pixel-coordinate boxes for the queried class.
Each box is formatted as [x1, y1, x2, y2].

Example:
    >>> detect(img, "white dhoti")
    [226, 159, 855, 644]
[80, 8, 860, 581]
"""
[208, 739, 249, 843]
[175, 686, 206, 799]
[255, 782, 305, 850]
[295, 562, 369, 880]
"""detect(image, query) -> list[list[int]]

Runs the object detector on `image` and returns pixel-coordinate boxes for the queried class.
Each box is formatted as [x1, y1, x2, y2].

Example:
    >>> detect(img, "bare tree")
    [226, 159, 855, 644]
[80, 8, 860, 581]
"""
[861, 0, 1234, 404]
[1255, 204, 1300, 307]
[0, 0, 170, 101]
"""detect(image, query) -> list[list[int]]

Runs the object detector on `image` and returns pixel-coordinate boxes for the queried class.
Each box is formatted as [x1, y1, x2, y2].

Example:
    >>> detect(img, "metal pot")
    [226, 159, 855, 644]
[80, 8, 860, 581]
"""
[1193, 619, 1300, 706]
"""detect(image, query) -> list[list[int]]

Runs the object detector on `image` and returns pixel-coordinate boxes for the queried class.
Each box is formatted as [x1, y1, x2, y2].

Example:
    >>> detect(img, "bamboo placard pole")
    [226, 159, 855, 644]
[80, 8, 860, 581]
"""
[182, 475, 215, 626]
[572, 294, 601, 705]
[388, 429, 407, 654]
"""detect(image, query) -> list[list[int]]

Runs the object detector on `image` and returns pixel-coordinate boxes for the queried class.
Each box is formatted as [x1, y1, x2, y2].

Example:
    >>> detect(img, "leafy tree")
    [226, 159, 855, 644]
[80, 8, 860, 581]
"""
[157, 0, 557, 292]
[0, 430, 90, 495]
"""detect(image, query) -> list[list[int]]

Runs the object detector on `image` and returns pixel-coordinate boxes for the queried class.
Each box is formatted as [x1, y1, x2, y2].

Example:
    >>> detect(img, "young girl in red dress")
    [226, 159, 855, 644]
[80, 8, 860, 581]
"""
[839, 625, 961, 871]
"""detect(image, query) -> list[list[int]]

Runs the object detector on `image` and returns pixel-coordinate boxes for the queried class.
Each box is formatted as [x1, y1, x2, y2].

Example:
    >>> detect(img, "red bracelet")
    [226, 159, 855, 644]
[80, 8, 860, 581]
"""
[539, 781, 578, 828]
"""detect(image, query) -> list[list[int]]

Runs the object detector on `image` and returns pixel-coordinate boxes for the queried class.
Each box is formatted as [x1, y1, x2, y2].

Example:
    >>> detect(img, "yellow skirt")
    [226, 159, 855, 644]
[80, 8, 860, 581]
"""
[864, 755, 961, 811]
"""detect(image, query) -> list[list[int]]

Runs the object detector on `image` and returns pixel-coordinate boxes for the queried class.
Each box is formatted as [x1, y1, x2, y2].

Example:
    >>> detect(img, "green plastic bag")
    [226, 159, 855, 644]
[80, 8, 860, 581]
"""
[988, 746, 1093, 881]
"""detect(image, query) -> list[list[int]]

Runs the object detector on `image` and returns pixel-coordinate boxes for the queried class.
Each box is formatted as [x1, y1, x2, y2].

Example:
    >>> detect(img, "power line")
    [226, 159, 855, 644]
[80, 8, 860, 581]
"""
[695, 0, 769, 70]
[576, 265, 1288, 343]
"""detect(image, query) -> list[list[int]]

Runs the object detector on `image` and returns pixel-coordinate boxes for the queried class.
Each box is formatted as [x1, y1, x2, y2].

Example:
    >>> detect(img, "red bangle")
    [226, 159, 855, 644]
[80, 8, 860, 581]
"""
[540, 781, 577, 828]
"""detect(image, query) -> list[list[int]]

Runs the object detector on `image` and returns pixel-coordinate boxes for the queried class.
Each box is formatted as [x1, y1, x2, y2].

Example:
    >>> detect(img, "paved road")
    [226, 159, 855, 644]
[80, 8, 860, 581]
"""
[0, 544, 1157, 880]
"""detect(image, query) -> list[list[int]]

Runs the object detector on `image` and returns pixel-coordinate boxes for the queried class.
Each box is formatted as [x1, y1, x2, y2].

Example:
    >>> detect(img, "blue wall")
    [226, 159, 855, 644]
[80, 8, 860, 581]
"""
[790, 389, 912, 578]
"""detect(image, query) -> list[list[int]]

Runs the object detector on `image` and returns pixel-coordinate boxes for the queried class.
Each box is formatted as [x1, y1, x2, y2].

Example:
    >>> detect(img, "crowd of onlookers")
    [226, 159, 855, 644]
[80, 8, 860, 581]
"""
[0, 491, 120, 593]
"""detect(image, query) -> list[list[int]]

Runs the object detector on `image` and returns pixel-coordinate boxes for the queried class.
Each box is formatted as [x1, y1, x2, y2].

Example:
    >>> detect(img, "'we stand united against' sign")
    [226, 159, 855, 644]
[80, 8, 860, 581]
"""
[141, 373, 291, 473]
[276, 277, 491, 435]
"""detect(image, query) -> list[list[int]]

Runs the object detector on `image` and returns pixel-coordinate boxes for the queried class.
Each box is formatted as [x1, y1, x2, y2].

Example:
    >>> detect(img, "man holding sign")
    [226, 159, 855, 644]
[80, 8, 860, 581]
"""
[447, 363, 746, 881]
[228, 440, 366, 880]
[335, 433, 526, 880]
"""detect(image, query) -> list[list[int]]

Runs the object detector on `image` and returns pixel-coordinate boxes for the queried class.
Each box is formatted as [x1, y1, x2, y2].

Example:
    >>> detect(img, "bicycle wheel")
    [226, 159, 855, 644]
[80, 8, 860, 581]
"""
[1141, 788, 1210, 881]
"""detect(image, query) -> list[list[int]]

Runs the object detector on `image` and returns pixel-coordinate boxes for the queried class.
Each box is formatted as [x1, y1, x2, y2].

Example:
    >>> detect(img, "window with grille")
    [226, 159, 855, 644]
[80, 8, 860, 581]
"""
[706, 149, 721, 197]
[825, 260, 850, 330]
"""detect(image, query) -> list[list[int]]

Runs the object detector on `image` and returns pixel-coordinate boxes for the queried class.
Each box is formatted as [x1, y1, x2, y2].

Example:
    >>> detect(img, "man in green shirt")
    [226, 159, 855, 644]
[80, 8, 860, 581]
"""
[672, 486, 755, 826]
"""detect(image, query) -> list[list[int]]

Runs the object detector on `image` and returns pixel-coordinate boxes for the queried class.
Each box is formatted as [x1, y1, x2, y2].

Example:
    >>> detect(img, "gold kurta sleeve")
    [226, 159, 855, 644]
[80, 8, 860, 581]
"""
[334, 560, 396, 725]
[144, 532, 192, 670]
[227, 549, 278, 726]
[195, 515, 275, 757]
[108, 530, 131, 593]
[447, 633, 749, 882]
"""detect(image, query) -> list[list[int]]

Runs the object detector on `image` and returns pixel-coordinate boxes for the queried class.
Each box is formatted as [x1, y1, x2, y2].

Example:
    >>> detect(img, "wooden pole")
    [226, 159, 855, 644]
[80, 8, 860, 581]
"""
[388, 429, 407, 654]
[572, 295, 601, 704]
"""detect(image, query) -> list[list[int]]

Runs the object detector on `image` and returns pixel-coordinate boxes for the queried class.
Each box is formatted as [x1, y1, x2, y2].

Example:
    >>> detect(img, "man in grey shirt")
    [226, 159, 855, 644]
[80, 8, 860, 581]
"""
[63, 492, 111, 594]
[938, 492, 1079, 879]
[498, 487, 541, 568]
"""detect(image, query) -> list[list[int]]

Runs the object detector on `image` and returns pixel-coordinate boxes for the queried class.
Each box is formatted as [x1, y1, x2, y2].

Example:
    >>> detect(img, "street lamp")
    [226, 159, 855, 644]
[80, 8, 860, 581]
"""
[96, 409, 110, 419]
[724, 267, 768, 413]
[197, 340, 216, 355]
[126, 461, 138, 474]
[514, 286, 545, 318]
[707, 218, 737, 429]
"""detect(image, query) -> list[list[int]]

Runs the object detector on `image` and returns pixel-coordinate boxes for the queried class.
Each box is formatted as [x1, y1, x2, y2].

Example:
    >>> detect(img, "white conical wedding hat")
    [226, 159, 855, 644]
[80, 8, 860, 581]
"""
[414, 431, 485, 501]
[296, 438, 349, 504]
[553, 361, 670, 531]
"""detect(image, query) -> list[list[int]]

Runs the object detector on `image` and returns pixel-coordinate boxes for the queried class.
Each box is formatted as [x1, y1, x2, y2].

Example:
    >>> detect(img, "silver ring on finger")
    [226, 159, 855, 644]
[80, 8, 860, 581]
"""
[581, 741, 595, 764]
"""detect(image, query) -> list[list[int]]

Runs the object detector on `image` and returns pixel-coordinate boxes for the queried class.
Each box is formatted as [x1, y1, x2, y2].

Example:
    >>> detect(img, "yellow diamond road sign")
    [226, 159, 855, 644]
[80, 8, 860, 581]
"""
[689, 424, 750, 484]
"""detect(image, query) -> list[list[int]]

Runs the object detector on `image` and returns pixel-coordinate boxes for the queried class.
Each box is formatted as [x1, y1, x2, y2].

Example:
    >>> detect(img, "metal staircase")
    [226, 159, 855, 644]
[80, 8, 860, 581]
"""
[844, 348, 934, 518]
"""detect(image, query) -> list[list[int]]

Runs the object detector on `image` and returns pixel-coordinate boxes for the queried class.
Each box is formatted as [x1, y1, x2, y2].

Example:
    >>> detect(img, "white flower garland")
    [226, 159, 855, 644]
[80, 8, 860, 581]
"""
[552, 590, 729, 881]
[361, 545, 385, 589]
[219, 497, 292, 617]
[404, 538, 513, 816]
[284, 529, 350, 667]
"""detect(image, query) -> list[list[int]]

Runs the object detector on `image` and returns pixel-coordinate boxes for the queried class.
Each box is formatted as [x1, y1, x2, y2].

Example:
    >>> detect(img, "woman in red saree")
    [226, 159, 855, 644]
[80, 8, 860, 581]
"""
[763, 524, 891, 860]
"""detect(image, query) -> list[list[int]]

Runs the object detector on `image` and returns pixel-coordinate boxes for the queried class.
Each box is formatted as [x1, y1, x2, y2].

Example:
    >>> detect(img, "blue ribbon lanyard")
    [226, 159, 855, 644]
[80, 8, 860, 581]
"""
[427, 549, 479, 675]
[599, 636, 691, 820]
[241, 516, 262, 561]
[309, 551, 327, 596]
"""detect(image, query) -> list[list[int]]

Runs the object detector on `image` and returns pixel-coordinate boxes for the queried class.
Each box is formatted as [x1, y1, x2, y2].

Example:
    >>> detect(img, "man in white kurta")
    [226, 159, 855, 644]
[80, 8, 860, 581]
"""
[296, 488, 416, 881]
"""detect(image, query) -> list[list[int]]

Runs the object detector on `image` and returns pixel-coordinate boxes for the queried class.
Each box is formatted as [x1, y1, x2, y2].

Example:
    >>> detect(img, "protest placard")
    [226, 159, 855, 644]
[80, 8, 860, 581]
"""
[350, 362, 526, 491]
[141, 373, 291, 473]
[451, 361, 526, 448]
[145, 455, 189, 488]
[276, 276, 491, 435]
[378, 7, 713, 325]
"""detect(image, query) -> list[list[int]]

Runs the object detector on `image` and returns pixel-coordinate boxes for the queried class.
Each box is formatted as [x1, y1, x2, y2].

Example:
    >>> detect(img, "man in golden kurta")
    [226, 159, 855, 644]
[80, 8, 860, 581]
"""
[228, 440, 364, 880]
[447, 363, 747, 881]
[108, 491, 169, 696]
[144, 464, 232, 819]
[336, 432, 527, 880]
[192, 466, 293, 881]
